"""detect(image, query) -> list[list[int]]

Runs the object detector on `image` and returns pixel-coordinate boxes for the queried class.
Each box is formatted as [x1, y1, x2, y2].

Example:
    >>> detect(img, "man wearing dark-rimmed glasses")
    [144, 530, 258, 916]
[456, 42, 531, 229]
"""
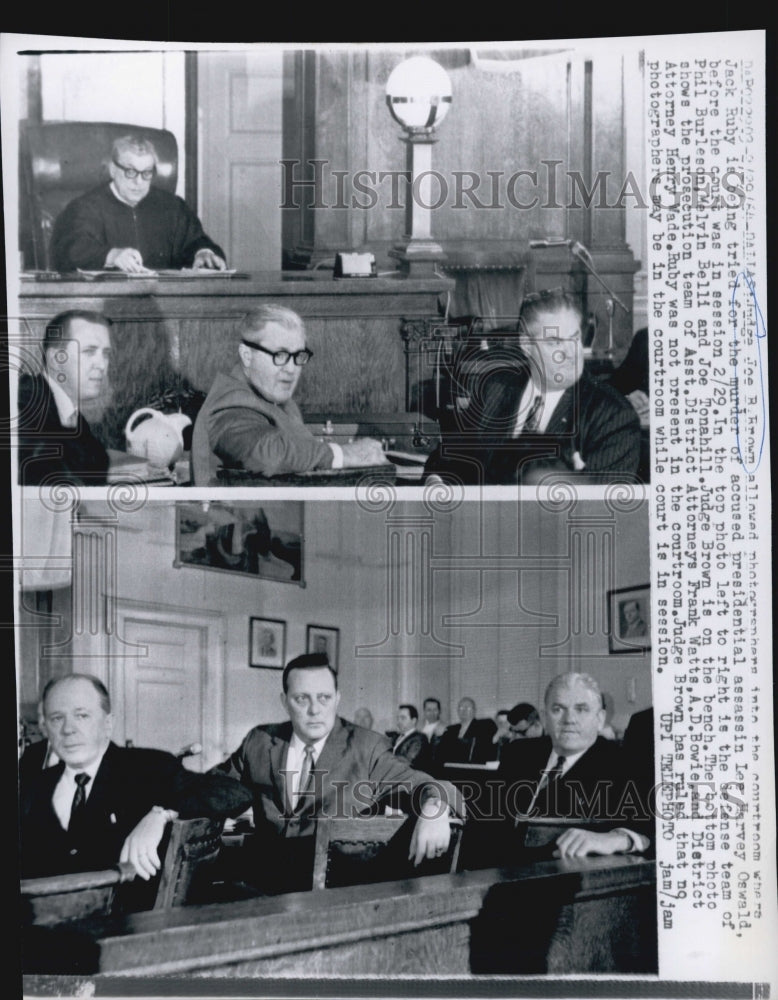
[192, 305, 386, 484]
[425, 288, 641, 485]
[51, 134, 226, 273]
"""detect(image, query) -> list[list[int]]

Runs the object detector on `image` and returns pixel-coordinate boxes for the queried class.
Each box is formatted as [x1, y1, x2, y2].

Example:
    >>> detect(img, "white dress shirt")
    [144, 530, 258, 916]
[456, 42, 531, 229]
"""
[393, 726, 417, 753]
[44, 372, 78, 429]
[512, 381, 566, 437]
[51, 745, 108, 830]
[284, 731, 328, 808]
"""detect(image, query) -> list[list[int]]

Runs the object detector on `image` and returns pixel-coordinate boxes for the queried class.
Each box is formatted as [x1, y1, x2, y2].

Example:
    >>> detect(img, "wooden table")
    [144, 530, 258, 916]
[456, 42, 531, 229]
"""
[22, 855, 656, 984]
[16, 271, 453, 451]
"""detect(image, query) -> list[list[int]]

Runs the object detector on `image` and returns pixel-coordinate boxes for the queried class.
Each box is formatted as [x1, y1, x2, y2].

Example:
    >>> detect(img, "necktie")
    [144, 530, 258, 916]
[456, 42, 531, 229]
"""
[295, 744, 314, 811]
[522, 394, 543, 434]
[540, 754, 567, 790]
[68, 772, 91, 831]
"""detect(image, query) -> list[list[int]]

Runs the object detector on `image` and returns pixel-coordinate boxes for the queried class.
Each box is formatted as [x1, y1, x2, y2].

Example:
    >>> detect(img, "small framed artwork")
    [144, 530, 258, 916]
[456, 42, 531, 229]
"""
[249, 617, 286, 669]
[175, 501, 304, 586]
[607, 585, 651, 654]
[306, 625, 340, 672]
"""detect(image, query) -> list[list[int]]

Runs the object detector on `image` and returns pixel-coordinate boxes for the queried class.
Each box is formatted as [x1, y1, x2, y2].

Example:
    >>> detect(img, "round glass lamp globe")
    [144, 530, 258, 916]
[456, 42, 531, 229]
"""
[385, 56, 453, 133]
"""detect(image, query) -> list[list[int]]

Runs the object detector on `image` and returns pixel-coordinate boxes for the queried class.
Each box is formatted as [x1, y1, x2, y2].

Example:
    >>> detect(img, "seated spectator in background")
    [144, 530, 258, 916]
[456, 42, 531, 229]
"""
[492, 710, 512, 753]
[353, 707, 375, 731]
[622, 706, 655, 818]
[506, 702, 544, 740]
[497, 673, 650, 861]
[609, 327, 649, 424]
[51, 134, 226, 274]
[19, 674, 252, 879]
[425, 289, 641, 485]
[17, 310, 111, 486]
[436, 697, 498, 766]
[600, 691, 618, 740]
[392, 705, 430, 769]
[421, 697, 446, 744]
[212, 654, 464, 894]
[18, 702, 58, 784]
[192, 306, 387, 484]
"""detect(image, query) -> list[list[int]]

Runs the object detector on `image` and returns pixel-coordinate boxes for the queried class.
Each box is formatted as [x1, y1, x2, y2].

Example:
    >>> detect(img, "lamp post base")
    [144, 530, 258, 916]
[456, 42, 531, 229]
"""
[389, 240, 447, 276]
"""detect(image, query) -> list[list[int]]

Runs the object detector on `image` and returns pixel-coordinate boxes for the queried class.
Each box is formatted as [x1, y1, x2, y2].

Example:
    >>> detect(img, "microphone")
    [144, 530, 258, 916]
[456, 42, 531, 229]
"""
[177, 741, 203, 759]
[529, 238, 571, 248]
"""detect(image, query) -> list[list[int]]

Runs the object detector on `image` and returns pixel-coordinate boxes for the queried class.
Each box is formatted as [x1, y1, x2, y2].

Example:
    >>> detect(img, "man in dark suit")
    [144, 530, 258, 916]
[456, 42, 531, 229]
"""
[392, 704, 430, 769]
[497, 672, 651, 861]
[19, 674, 252, 879]
[17, 309, 112, 486]
[435, 697, 498, 767]
[212, 654, 463, 893]
[425, 289, 641, 485]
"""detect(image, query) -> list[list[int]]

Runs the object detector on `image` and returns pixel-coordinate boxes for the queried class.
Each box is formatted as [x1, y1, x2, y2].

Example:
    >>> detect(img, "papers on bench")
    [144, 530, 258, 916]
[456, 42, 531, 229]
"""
[75, 268, 243, 280]
[443, 760, 500, 770]
[106, 449, 175, 485]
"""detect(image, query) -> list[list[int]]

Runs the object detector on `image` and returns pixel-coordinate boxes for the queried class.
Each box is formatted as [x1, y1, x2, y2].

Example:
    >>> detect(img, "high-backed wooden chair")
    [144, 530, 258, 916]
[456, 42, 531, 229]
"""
[20, 816, 225, 927]
[20, 121, 178, 270]
[151, 815, 225, 909]
[312, 814, 464, 890]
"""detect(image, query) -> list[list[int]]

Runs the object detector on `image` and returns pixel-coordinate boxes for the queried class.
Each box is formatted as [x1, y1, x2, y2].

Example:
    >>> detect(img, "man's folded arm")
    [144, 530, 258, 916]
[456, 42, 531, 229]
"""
[210, 406, 334, 477]
[366, 742, 466, 819]
[152, 751, 253, 818]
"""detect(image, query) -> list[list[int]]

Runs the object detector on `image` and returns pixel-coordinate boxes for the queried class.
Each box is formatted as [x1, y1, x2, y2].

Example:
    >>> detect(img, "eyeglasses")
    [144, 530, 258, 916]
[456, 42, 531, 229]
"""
[241, 340, 313, 366]
[517, 316, 581, 344]
[112, 158, 156, 181]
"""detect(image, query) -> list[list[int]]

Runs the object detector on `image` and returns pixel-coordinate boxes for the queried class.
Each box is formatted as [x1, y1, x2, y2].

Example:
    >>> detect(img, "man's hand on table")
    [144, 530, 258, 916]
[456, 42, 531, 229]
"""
[340, 438, 389, 467]
[105, 247, 154, 274]
[553, 827, 635, 859]
[193, 248, 227, 271]
[409, 798, 451, 866]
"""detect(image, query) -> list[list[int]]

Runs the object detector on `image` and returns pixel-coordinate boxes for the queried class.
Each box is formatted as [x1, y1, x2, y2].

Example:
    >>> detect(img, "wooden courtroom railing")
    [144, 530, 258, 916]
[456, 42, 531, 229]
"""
[21, 855, 656, 984]
[15, 271, 453, 454]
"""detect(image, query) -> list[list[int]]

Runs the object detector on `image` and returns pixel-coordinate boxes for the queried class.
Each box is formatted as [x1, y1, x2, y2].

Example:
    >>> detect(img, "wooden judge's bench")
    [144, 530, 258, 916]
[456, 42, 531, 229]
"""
[16, 270, 455, 456]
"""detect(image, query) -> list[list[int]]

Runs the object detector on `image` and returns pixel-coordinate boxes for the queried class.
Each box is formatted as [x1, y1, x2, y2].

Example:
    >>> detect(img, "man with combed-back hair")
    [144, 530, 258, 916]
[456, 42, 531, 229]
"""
[19, 674, 251, 880]
[51, 134, 226, 273]
[425, 288, 641, 485]
[496, 672, 651, 861]
[17, 309, 112, 486]
[191, 305, 386, 484]
[212, 654, 464, 893]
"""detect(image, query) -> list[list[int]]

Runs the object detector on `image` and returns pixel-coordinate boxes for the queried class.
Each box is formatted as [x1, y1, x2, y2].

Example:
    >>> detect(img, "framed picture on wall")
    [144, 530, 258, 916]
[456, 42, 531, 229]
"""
[306, 625, 339, 672]
[249, 617, 286, 669]
[174, 501, 304, 585]
[607, 585, 651, 654]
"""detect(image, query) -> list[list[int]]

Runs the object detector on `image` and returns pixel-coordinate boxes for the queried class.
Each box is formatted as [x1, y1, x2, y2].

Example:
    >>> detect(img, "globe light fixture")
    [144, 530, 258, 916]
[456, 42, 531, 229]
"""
[385, 55, 453, 134]
[385, 55, 453, 272]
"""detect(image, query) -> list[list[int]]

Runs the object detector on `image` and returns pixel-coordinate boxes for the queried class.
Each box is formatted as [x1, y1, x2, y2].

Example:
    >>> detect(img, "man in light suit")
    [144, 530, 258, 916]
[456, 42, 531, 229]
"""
[425, 289, 641, 485]
[392, 704, 430, 769]
[213, 653, 462, 893]
[19, 674, 252, 879]
[191, 305, 385, 484]
[496, 672, 651, 861]
[17, 310, 112, 486]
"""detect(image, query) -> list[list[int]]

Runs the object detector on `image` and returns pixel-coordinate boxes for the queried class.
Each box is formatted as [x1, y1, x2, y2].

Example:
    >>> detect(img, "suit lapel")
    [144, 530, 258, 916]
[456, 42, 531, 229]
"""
[269, 723, 293, 813]
[545, 385, 575, 435]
